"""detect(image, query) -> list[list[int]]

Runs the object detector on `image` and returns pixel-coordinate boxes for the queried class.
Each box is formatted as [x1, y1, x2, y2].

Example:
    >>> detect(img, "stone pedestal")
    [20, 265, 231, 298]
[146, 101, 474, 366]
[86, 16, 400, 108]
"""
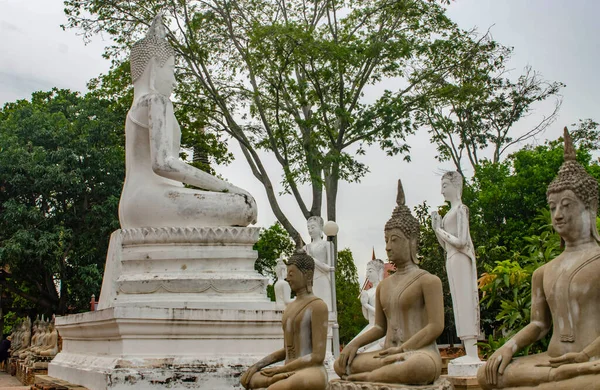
[328, 378, 454, 390]
[49, 227, 284, 390]
[447, 360, 484, 377]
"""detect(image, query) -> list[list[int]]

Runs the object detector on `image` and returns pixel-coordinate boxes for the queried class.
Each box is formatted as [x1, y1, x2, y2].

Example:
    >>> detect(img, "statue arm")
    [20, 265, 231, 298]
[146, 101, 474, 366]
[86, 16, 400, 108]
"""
[240, 348, 286, 388]
[147, 95, 248, 195]
[435, 206, 469, 249]
[283, 283, 295, 305]
[350, 284, 387, 348]
[313, 257, 333, 273]
[485, 267, 551, 385]
[399, 275, 444, 351]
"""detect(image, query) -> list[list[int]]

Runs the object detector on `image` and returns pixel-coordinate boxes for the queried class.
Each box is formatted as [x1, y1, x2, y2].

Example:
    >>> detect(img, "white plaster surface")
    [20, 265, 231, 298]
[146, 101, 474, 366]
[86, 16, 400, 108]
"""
[447, 359, 484, 377]
[49, 306, 284, 390]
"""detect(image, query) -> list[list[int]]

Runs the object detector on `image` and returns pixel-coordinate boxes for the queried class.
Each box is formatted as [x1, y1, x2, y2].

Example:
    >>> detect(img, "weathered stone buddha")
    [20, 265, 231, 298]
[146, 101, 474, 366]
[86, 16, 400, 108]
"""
[118, 14, 257, 229]
[240, 251, 328, 390]
[478, 128, 600, 390]
[38, 320, 59, 358]
[12, 319, 31, 357]
[303, 216, 333, 310]
[333, 180, 446, 387]
[432, 171, 481, 366]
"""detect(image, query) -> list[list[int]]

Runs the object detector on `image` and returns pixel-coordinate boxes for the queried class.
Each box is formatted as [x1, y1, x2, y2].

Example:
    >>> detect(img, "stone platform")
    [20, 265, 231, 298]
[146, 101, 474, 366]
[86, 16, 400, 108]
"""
[49, 227, 285, 390]
[328, 378, 454, 390]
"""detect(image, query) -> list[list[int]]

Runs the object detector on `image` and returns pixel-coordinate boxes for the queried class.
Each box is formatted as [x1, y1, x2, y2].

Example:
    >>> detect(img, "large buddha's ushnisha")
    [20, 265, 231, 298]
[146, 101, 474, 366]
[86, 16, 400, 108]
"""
[240, 251, 329, 390]
[479, 128, 600, 390]
[333, 180, 445, 385]
[119, 15, 257, 229]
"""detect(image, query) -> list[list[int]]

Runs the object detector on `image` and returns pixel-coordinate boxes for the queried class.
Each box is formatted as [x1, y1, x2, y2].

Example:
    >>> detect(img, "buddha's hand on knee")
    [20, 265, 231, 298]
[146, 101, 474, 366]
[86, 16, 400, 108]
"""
[485, 347, 514, 386]
[339, 344, 359, 375]
[240, 364, 260, 389]
[381, 352, 409, 365]
[260, 367, 283, 377]
[376, 346, 403, 358]
[548, 351, 589, 368]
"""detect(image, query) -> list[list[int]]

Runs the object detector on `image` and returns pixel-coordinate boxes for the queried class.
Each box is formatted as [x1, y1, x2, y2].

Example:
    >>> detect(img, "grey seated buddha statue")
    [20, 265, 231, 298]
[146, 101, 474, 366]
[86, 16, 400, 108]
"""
[478, 128, 600, 390]
[240, 251, 328, 390]
[332, 180, 446, 388]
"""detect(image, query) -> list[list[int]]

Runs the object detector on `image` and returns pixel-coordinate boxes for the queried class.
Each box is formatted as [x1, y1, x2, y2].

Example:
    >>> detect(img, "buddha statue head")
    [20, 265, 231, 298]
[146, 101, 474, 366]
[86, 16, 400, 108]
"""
[276, 257, 287, 281]
[366, 258, 385, 284]
[307, 216, 324, 241]
[285, 250, 315, 293]
[547, 127, 600, 245]
[385, 180, 420, 266]
[441, 171, 463, 202]
[130, 14, 176, 96]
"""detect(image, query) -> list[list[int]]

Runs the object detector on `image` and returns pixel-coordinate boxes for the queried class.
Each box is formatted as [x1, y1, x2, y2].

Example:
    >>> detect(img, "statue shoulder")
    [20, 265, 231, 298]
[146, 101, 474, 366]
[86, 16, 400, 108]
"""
[419, 271, 443, 288]
[309, 297, 329, 314]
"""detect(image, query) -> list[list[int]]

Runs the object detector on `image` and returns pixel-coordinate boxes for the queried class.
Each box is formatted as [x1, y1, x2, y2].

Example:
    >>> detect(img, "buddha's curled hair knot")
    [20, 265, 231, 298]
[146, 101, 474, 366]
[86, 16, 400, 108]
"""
[285, 249, 315, 292]
[130, 14, 175, 83]
[385, 180, 420, 242]
[285, 250, 315, 274]
[547, 127, 598, 210]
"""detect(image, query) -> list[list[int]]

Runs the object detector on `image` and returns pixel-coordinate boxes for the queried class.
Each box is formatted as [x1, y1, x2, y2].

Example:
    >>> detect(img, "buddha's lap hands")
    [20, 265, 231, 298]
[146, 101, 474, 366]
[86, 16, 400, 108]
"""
[376, 346, 403, 358]
[381, 352, 410, 365]
[547, 351, 589, 368]
[260, 367, 282, 377]
[485, 346, 514, 386]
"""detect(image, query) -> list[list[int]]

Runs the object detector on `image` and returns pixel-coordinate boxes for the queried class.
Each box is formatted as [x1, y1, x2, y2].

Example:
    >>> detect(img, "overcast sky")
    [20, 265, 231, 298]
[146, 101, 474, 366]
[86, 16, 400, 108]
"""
[1, 0, 599, 283]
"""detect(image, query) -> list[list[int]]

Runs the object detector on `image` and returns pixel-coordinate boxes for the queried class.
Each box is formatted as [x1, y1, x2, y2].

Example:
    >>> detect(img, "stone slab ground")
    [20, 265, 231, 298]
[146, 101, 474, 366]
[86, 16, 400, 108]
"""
[0, 371, 28, 390]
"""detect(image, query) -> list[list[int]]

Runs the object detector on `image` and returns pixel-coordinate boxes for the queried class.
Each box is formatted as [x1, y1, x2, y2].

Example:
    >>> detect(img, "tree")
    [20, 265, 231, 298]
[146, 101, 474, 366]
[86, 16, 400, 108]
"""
[0, 89, 125, 315]
[414, 30, 563, 175]
[335, 248, 367, 346]
[63, 0, 469, 246]
[253, 222, 295, 280]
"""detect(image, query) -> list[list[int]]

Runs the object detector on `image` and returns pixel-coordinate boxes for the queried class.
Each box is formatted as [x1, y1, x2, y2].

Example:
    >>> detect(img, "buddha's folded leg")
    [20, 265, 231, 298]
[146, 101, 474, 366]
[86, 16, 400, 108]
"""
[348, 351, 439, 385]
[478, 353, 552, 390]
[550, 360, 600, 382]
[266, 367, 327, 390]
[345, 351, 384, 377]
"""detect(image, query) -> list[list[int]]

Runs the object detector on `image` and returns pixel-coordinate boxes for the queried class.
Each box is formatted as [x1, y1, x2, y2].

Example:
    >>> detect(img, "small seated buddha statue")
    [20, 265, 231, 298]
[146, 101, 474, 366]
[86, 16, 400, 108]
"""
[333, 180, 445, 386]
[118, 14, 257, 229]
[38, 320, 59, 358]
[479, 128, 600, 390]
[240, 251, 328, 390]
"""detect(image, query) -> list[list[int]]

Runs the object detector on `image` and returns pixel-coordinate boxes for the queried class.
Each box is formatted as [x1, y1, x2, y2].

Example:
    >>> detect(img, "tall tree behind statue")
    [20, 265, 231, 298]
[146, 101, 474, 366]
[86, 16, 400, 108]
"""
[0, 89, 125, 315]
[62, 0, 480, 246]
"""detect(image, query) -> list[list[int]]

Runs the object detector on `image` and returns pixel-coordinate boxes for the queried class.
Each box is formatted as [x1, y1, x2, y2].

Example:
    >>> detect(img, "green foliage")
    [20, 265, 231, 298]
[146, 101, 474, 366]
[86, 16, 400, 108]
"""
[253, 222, 295, 281]
[0, 89, 125, 314]
[335, 248, 368, 346]
[414, 29, 563, 174]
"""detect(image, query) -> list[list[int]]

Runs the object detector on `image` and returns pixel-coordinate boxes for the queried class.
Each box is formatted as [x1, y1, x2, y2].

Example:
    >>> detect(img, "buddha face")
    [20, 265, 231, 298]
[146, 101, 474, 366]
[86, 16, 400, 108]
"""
[152, 56, 176, 96]
[285, 264, 307, 293]
[441, 178, 459, 202]
[366, 263, 381, 284]
[548, 189, 591, 243]
[385, 228, 413, 267]
[308, 219, 323, 240]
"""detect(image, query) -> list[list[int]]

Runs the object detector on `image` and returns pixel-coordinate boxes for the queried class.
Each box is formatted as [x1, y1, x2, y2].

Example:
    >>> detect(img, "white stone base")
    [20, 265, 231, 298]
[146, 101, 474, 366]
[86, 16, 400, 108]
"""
[447, 359, 484, 377]
[49, 305, 283, 390]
